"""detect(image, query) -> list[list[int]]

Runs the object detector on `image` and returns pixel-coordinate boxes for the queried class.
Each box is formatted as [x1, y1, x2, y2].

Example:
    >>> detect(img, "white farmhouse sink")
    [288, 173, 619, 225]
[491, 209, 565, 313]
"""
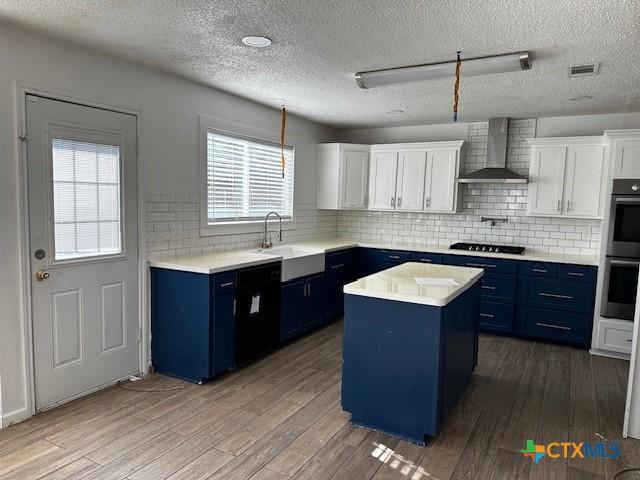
[255, 246, 325, 282]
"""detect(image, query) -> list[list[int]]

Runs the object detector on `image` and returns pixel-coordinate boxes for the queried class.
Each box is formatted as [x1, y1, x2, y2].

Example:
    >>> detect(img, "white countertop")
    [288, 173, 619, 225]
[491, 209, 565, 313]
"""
[148, 237, 599, 275]
[343, 262, 484, 307]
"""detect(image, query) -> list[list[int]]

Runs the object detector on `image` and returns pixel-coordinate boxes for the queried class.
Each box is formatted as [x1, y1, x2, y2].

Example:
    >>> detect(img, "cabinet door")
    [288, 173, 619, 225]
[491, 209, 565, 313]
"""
[368, 151, 398, 210]
[306, 275, 326, 329]
[564, 145, 604, 217]
[211, 292, 235, 376]
[424, 149, 457, 212]
[613, 140, 640, 179]
[341, 150, 369, 208]
[396, 151, 426, 211]
[527, 146, 566, 216]
[280, 280, 305, 342]
[326, 263, 347, 319]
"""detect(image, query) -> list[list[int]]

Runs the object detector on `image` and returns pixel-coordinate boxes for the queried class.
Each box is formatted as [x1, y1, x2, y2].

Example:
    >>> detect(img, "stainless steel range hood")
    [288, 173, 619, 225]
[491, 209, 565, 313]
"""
[458, 117, 528, 184]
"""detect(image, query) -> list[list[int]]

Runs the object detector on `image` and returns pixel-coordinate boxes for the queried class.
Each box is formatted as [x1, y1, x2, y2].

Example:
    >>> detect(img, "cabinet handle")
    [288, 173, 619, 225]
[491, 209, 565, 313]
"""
[233, 299, 236, 315]
[536, 322, 571, 331]
[391, 196, 395, 208]
[389, 255, 401, 260]
[566, 200, 571, 212]
[466, 263, 497, 269]
[220, 281, 235, 287]
[397, 197, 402, 207]
[567, 272, 584, 277]
[308, 283, 312, 296]
[626, 338, 633, 343]
[532, 269, 547, 273]
[419, 258, 432, 263]
[330, 263, 345, 269]
[364, 195, 368, 206]
[538, 292, 573, 300]
[481, 285, 496, 290]
[480, 313, 495, 318]
[557, 200, 562, 212]
[425, 197, 430, 207]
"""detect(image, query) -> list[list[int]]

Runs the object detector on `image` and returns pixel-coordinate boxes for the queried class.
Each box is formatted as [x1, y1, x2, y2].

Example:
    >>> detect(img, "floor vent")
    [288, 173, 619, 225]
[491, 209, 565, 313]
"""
[569, 63, 599, 78]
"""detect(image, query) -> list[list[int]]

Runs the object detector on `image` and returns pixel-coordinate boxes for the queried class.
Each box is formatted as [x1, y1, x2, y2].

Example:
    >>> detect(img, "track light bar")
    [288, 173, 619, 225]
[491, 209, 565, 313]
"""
[355, 52, 531, 89]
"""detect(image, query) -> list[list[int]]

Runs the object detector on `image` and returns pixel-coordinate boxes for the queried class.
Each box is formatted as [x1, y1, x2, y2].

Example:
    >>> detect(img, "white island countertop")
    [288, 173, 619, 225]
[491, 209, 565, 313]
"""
[343, 262, 484, 307]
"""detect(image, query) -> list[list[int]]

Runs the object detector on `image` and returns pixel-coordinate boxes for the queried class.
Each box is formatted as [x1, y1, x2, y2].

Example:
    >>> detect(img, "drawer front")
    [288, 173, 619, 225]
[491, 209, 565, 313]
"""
[516, 307, 591, 346]
[480, 273, 516, 303]
[326, 250, 351, 270]
[517, 277, 595, 314]
[558, 264, 597, 283]
[378, 249, 411, 263]
[212, 271, 236, 295]
[595, 319, 634, 354]
[519, 261, 558, 278]
[409, 252, 443, 264]
[442, 255, 517, 274]
[479, 301, 514, 333]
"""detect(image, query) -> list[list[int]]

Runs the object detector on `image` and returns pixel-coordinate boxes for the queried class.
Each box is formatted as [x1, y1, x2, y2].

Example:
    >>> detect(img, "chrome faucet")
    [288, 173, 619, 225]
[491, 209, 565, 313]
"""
[262, 211, 282, 248]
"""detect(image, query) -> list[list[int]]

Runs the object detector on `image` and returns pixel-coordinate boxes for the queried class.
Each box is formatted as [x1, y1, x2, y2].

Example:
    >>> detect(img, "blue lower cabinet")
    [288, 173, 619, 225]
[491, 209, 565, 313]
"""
[325, 250, 354, 319]
[517, 276, 595, 314]
[151, 268, 235, 384]
[516, 306, 591, 346]
[480, 273, 516, 303]
[280, 273, 326, 343]
[479, 301, 514, 333]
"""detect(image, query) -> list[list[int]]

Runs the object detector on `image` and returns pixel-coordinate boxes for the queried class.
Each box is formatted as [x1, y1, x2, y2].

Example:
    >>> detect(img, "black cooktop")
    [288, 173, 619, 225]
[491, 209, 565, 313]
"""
[450, 242, 525, 255]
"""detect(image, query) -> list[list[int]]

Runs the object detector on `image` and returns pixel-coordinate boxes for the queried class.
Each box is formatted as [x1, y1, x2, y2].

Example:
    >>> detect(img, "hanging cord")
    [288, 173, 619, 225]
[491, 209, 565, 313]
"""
[280, 105, 287, 178]
[453, 51, 461, 122]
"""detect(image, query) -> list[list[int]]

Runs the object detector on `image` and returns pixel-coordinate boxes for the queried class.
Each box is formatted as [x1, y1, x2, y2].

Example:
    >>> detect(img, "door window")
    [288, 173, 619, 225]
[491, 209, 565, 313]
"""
[52, 137, 122, 260]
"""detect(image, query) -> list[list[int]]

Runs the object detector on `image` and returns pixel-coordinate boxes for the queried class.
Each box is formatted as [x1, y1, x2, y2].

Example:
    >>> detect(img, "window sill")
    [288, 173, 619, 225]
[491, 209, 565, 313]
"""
[200, 218, 296, 237]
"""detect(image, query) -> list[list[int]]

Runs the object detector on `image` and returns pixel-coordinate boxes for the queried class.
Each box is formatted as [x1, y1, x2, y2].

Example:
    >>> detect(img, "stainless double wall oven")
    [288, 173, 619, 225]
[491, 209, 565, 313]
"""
[601, 179, 640, 320]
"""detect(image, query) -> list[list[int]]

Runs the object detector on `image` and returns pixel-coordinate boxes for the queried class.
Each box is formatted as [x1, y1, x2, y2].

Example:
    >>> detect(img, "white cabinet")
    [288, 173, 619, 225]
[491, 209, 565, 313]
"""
[396, 151, 426, 211]
[317, 144, 369, 209]
[605, 130, 640, 179]
[527, 138, 607, 218]
[368, 151, 398, 210]
[425, 149, 458, 212]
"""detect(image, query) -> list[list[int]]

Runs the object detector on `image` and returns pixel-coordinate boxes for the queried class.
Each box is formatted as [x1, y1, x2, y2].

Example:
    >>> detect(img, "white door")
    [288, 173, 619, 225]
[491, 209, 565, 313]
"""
[425, 149, 458, 212]
[368, 151, 398, 210]
[341, 150, 369, 208]
[396, 150, 426, 211]
[26, 95, 139, 411]
[527, 146, 567, 216]
[564, 145, 604, 217]
[614, 139, 640, 179]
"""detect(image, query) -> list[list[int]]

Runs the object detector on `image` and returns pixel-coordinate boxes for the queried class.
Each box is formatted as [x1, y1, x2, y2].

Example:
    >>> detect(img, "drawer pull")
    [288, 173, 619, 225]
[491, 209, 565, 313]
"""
[536, 322, 571, 331]
[419, 258, 432, 263]
[480, 313, 495, 318]
[538, 292, 573, 300]
[567, 272, 584, 277]
[627, 339, 633, 343]
[532, 268, 547, 273]
[389, 255, 401, 260]
[481, 285, 496, 290]
[219, 282, 235, 287]
[330, 263, 345, 269]
[466, 263, 497, 269]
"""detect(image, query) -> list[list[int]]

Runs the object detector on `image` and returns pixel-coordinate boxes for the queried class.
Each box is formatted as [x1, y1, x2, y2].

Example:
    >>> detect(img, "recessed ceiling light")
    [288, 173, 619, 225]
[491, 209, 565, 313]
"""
[241, 36, 272, 48]
[386, 109, 405, 115]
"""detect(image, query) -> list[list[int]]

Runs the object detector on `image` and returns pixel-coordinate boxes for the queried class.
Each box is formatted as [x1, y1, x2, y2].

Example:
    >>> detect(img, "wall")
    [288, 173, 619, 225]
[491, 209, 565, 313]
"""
[337, 119, 602, 255]
[0, 23, 336, 424]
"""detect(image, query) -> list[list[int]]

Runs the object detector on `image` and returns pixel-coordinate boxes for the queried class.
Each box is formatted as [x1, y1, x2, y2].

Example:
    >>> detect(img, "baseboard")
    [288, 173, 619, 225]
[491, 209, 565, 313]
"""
[590, 348, 631, 361]
[1, 406, 31, 428]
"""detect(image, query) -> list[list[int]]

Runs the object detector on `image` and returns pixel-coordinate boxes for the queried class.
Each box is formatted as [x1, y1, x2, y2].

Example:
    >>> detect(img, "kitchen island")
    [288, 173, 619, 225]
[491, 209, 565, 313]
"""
[341, 262, 483, 445]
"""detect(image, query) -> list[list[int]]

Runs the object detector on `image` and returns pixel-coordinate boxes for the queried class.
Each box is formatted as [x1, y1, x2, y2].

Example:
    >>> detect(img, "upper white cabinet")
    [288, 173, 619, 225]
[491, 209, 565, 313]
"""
[317, 144, 370, 209]
[368, 141, 463, 213]
[527, 137, 607, 218]
[605, 130, 640, 179]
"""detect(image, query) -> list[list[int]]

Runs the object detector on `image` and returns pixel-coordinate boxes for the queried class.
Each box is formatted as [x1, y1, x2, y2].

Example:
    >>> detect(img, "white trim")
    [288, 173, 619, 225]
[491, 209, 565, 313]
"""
[369, 140, 465, 152]
[198, 114, 298, 236]
[527, 136, 608, 146]
[605, 129, 640, 139]
[9, 80, 145, 425]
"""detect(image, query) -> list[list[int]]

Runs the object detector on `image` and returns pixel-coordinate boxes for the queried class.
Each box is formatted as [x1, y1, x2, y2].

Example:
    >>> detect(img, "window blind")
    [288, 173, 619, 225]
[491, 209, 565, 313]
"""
[207, 131, 294, 222]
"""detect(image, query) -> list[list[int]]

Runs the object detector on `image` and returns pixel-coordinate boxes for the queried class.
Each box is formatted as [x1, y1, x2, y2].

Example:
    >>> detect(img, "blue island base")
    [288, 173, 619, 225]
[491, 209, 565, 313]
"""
[341, 283, 480, 445]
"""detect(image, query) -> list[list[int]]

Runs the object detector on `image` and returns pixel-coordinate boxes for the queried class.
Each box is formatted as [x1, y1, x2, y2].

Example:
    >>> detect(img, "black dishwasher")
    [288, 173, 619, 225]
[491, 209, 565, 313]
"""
[235, 262, 281, 365]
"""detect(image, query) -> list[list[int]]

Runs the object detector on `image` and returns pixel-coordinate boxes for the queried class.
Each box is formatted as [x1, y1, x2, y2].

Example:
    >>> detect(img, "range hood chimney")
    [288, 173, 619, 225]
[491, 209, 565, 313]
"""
[458, 117, 528, 184]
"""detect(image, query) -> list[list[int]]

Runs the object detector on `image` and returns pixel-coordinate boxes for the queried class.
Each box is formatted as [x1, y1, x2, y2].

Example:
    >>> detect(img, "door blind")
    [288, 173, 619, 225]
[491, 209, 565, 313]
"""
[207, 131, 294, 222]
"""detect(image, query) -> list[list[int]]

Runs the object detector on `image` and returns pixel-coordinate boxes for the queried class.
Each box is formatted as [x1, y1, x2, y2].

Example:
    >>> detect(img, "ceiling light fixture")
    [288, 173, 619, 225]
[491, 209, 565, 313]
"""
[241, 36, 272, 48]
[355, 52, 531, 89]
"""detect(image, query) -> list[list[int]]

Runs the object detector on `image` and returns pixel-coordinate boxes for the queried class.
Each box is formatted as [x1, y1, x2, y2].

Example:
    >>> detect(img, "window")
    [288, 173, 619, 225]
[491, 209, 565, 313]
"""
[206, 131, 294, 224]
[52, 137, 122, 260]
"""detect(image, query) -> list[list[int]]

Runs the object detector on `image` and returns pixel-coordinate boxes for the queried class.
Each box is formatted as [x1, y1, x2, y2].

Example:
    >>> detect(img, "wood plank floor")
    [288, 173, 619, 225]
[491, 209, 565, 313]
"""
[1, 321, 639, 480]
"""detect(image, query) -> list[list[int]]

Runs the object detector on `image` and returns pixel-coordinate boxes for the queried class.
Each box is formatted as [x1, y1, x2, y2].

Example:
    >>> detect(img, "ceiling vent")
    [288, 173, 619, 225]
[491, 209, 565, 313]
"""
[568, 63, 599, 78]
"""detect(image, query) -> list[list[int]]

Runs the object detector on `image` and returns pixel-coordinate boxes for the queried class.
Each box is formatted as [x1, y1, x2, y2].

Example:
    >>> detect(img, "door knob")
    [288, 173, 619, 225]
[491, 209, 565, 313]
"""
[35, 270, 50, 281]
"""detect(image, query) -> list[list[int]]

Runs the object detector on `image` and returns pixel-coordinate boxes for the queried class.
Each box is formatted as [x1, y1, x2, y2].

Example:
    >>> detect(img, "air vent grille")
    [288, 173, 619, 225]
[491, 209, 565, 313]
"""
[569, 63, 599, 78]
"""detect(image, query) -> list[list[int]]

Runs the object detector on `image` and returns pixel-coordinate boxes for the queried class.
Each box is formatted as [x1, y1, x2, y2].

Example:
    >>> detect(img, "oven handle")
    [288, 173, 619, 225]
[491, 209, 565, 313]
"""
[612, 196, 640, 204]
[608, 259, 640, 267]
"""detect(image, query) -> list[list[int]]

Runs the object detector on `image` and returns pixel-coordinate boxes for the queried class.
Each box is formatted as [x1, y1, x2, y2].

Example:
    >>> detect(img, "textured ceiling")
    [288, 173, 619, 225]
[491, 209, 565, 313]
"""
[1, 0, 639, 127]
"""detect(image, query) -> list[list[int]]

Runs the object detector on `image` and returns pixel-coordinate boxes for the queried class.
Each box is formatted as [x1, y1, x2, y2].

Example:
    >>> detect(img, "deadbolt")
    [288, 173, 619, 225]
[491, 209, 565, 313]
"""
[35, 270, 50, 281]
